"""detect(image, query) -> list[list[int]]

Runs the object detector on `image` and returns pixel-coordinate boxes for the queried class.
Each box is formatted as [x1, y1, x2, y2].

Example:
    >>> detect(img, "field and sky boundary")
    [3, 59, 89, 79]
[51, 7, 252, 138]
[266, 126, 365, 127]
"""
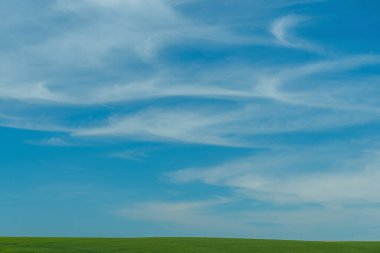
[1, 237, 380, 253]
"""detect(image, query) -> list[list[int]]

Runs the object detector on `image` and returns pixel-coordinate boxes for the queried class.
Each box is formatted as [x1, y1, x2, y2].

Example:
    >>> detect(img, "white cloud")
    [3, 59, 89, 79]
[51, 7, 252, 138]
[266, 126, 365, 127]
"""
[117, 198, 264, 236]
[1, 55, 379, 147]
[1, 55, 379, 109]
[118, 198, 229, 226]
[117, 196, 380, 239]
[270, 15, 322, 52]
[73, 107, 248, 147]
[1, 0, 380, 149]
[255, 55, 380, 111]
[69, 97, 379, 147]
[0, 83, 64, 102]
[0, 112, 69, 133]
[48, 0, 270, 66]
[170, 146, 380, 206]
[25, 137, 72, 146]
[109, 148, 150, 160]
[51, 0, 184, 61]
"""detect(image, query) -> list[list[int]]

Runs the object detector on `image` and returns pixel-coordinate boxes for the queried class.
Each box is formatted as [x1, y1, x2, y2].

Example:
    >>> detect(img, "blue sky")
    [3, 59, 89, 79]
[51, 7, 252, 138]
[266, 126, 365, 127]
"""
[1, 0, 380, 240]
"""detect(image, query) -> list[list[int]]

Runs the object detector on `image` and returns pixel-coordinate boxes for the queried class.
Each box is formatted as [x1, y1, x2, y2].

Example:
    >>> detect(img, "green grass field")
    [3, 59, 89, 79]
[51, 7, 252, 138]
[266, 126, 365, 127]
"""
[0, 237, 379, 253]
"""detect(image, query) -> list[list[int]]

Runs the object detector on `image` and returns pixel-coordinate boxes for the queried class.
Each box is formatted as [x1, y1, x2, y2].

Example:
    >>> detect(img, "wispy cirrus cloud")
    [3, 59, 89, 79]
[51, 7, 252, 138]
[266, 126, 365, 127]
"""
[0, 0, 327, 106]
[1, 54, 379, 110]
[117, 195, 380, 239]
[118, 198, 231, 228]
[73, 107, 248, 147]
[25, 137, 73, 146]
[255, 55, 380, 110]
[1, 53, 380, 147]
[1, 0, 380, 169]
[109, 148, 151, 160]
[270, 15, 322, 53]
[169, 144, 380, 206]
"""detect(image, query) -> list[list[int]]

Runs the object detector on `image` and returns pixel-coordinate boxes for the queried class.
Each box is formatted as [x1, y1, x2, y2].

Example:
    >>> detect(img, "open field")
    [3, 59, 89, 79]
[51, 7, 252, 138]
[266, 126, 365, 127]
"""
[0, 237, 380, 253]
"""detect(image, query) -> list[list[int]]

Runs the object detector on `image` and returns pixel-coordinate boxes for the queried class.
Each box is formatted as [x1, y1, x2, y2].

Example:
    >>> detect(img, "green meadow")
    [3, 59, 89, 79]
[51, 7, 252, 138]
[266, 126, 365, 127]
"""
[0, 237, 379, 253]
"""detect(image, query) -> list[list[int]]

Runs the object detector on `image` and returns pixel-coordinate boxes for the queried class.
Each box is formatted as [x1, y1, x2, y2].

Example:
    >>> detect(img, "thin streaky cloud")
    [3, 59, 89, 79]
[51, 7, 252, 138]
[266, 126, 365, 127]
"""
[1, 55, 379, 109]
[25, 137, 73, 147]
[73, 108, 250, 147]
[116, 198, 249, 233]
[109, 148, 150, 161]
[255, 55, 380, 110]
[169, 145, 380, 206]
[270, 15, 323, 53]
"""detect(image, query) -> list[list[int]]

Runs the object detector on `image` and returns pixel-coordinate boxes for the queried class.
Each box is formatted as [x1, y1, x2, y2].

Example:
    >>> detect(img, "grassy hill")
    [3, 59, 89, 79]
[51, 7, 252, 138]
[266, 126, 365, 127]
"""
[0, 237, 380, 253]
